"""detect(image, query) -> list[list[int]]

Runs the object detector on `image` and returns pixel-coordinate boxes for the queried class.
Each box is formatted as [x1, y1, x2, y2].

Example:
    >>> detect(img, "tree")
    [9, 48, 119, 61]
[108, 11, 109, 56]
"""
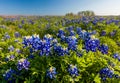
[78, 11, 95, 16]
[65, 12, 74, 16]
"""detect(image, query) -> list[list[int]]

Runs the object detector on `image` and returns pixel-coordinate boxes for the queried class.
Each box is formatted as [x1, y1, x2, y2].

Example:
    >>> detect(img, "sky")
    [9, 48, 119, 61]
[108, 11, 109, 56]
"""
[0, 0, 120, 15]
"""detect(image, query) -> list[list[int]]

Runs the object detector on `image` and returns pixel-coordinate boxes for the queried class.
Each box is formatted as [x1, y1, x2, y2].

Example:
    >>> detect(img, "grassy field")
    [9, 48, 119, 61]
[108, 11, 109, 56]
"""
[0, 16, 120, 83]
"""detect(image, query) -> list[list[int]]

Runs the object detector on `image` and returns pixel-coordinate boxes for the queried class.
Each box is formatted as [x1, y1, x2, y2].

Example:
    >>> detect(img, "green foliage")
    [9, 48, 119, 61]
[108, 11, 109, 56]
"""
[0, 16, 120, 83]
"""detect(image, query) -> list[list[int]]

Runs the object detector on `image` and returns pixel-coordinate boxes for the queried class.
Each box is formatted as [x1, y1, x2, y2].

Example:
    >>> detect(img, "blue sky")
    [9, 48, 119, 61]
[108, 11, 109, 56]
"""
[0, 0, 120, 15]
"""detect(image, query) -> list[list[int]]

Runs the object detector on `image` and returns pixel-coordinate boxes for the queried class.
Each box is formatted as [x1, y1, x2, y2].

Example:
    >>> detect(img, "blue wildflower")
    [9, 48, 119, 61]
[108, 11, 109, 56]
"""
[21, 20, 24, 24]
[8, 45, 14, 52]
[69, 30, 75, 36]
[78, 30, 91, 41]
[118, 56, 120, 61]
[110, 30, 117, 37]
[98, 44, 109, 54]
[113, 53, 119, 59]
[46, 67, 57, 79]
[5, 34, 10, 39]
[57, 29, 65, 38]
[67, 36, 77, 51]
[76, 27, 82, 34]
[28, 54, 34, 59]
[99, 67, 114, 81]
[17, 59, 30, 71]
[68, 64, 79, 77]
[16, 48, 21, 53]
[54, 44, 69, 56]
[43, 34, 53, 42]
[5, 55, 15, 61]
[3, 68, 16, 82]
[18, 24, 22, 28]
[39, 40, 51, 56]
[14, 32, 20, 38]
[100, 30, 106, 36]
[85, 36, 100, 52]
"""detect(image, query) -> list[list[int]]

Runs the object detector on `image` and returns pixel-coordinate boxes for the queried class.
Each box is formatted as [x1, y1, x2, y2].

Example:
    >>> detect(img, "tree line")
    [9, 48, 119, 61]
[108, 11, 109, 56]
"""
[65, 11, 95, 16]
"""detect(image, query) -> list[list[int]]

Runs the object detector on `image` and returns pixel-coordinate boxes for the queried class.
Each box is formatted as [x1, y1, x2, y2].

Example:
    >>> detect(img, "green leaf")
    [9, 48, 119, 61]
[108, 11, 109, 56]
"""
[94, 74, 101, 83]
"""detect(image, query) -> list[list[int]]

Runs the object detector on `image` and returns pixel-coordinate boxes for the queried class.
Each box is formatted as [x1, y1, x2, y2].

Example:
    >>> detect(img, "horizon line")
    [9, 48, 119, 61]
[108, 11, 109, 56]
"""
[1, 14, 120, 16]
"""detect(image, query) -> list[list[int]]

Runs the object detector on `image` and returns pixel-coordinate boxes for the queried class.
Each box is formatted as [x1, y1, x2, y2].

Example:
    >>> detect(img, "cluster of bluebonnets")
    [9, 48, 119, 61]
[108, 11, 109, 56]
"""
[113, 53, 120, 61]
[3, 68, 16, 83]
[46, 67, 57, 79]
[68, 64, 79, 77]
[99, 67, 120, 81]
[1, 16, 120, 82]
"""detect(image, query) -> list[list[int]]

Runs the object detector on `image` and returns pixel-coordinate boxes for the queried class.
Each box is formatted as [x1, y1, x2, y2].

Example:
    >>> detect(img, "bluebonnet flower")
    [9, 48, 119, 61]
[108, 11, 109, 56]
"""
[100, 30, 106, 36]
[5, 55, 15, 61]
[54, 43, 69, 56]
[38, 34, 53, 56]
[52, 39, 58, 46]
[66, 26, 74, 31]
[76, 52, 83, 57]
[18, 24, 22, 28]
[67, 36, 77, 51]
[113, 53, 119, 59]
[8, 45, 14, 52]
[22, 34, 53, 56]
[98, 44, 109, 54]
[43, 34, 53, 42]
[14, 32, 20, 38]
[16, 48, 21, 53]
[28, 54, 34, 59]
[57, 29, 65, 38]
[39, 40, 51, 56]
[5, 57, 9, 61]
[3, 68, 16, 82]
[32, 34, 41, 48]
[99, 17, 105, 22]
[92, 20, 97, 25]
[28, 20, 34, 25]
[60, 35, 66, 42]
[17, 59, 30, 70]
[21, 20, 24, 24]
[106, 20, 112, 24]
[69, 30, 75, 36]
[22, 34, 40, 48]
[76, 27, 82, 34]
[46, 67, 57, 79]
[118, 56, 120, 61]
[5, 33, 10, 39]
[90, 30, 96, 35]
[78, 30, 91, 41]
[99, 67, 114, 81]
[112, 53, 120, 61]
[68, 64, 79, 77]
[114, 20, 119, 25]
[110, 30, 117, 37]
[76, 49, 85, 57]
[83, 20, 89, 25]
[84, 36, 100, 52]
[9, 55, 15, 60]
[29, 48, 33, 53]
[22, 36, 33, 47]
